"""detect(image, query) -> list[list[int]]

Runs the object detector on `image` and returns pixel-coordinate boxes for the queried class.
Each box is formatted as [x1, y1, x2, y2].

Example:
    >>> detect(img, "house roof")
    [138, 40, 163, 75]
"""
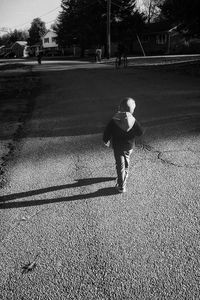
[12, 41, 27, 47]
[143, 21, 172, 33]
[42, 30, 57, 38]
[142, 22, 188, 35]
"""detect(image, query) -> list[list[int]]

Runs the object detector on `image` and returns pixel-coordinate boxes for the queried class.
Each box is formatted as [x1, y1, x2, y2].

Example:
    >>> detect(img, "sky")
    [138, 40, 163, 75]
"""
[0, 0, 143, 35]
[0, 0, 62, 33]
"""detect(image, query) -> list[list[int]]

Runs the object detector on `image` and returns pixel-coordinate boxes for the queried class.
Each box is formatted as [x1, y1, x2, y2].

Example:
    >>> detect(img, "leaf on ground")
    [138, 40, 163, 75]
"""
[21, 261, 37, 274]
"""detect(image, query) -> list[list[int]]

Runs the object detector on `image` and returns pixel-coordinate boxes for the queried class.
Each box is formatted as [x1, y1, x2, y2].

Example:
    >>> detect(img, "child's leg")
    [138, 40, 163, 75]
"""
[123, 149, 133, 185]
[113, 148, 125, 189]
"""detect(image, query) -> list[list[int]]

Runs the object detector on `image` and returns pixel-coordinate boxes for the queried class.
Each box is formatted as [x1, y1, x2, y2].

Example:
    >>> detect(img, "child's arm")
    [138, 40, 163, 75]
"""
[103, 121, 113, 146]
[134, 121, 145, 148]
[135, 136, 143, 148]
[104, 141, 111, 147]
[133, 120, 143, 137]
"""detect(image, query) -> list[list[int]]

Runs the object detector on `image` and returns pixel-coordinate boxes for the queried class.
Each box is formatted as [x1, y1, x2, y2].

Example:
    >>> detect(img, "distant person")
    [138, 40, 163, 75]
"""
[103, 97, 143, 193]
[37, 51, 42, 64]
[116, 43, 127, 66]
[117, 43, 124, 65]
[95, 47, 102, 63]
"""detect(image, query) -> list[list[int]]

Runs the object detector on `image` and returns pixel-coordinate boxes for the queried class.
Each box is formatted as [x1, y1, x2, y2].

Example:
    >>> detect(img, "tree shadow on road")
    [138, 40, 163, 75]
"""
[0, 177, 115, 204]
[0, 186, 119, 210]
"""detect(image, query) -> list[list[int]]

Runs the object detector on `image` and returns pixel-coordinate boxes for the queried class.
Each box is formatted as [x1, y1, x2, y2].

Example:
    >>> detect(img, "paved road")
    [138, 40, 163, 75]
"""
[0, 62, 200, 299]
[1, 54, 200, 72]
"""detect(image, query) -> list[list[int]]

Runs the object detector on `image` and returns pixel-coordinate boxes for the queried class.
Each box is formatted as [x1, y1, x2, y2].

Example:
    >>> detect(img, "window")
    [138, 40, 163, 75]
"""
[44, 38, 49, 43]
[52, 37, 57, 43]
[156, 34, 167, 44]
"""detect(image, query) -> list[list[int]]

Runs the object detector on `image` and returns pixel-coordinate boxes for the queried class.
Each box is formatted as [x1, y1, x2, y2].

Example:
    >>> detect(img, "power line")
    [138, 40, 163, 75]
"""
[111, 1, 122, 8]
[112, 0, 122, 6]
[39, 6, 60, 18]
[98, 1, 124, 11]
[10, 1, 132, 31]
[0, 28, 9, 33]
[45, 19, 58, 25]
[111, 0, 135, 9]
[12, 6, 60, 29]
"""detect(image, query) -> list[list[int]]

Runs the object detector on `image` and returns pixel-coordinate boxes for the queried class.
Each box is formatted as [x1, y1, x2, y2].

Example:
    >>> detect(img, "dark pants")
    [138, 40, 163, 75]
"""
[113, 148, 133, 189]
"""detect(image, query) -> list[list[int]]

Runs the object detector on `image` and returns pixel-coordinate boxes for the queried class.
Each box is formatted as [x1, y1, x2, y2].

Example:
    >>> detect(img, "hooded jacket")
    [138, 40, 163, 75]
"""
[103, 112, 143, 150]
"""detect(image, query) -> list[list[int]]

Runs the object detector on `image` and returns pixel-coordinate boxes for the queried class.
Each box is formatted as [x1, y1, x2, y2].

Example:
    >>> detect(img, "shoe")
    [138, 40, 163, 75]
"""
[117, 186, 126, 193]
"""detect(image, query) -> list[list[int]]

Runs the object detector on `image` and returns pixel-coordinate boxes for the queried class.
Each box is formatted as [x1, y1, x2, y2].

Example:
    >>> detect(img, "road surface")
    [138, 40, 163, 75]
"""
[0, 60, 200, 299]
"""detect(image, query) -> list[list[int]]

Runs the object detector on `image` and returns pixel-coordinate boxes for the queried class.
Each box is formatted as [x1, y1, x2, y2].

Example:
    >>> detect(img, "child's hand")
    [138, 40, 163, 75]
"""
[135, 137, 143, 149]
[104, 141, 110, 147]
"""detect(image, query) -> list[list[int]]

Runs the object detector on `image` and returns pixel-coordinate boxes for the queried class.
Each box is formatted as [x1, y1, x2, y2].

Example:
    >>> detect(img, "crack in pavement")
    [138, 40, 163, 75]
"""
[142, 143, 200, 169]
[0, 74, 40, 188]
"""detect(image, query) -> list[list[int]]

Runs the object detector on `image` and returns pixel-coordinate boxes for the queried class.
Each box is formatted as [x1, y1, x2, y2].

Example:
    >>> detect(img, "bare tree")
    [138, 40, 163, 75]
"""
[139, 0, 163, 23]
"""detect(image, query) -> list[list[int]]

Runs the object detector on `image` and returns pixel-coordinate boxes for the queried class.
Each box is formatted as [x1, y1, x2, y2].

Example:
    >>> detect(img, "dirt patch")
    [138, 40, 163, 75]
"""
[0, 71, 40, 188]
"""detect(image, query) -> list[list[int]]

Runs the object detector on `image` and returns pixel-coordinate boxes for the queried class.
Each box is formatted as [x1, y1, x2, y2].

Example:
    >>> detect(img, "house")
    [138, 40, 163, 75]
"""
[11, 41, 27, 58]
[139, 26, 186, 55]
[41, 30, 58, 51]
[133, 23, 200, 55]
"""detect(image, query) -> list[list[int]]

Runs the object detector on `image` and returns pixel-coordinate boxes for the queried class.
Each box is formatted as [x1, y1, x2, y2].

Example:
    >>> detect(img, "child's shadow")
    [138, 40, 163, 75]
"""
[0, 177, 118, 209]
[0, 187, 119, 209]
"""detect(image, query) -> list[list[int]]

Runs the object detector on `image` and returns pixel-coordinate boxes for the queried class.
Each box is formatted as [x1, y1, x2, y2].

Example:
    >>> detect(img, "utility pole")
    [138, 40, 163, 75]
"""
[107, 0, 111, 58]
[136, 33, 146, 56]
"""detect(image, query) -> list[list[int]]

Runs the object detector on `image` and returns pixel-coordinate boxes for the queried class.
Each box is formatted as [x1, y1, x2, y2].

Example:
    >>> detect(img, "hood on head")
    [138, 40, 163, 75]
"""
[119, 98, 136, 115]
[112, 112, 135, 132]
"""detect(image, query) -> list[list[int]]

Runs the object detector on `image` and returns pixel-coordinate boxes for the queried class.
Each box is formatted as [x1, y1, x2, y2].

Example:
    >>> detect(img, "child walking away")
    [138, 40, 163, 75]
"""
[103, 97, 143, 193]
